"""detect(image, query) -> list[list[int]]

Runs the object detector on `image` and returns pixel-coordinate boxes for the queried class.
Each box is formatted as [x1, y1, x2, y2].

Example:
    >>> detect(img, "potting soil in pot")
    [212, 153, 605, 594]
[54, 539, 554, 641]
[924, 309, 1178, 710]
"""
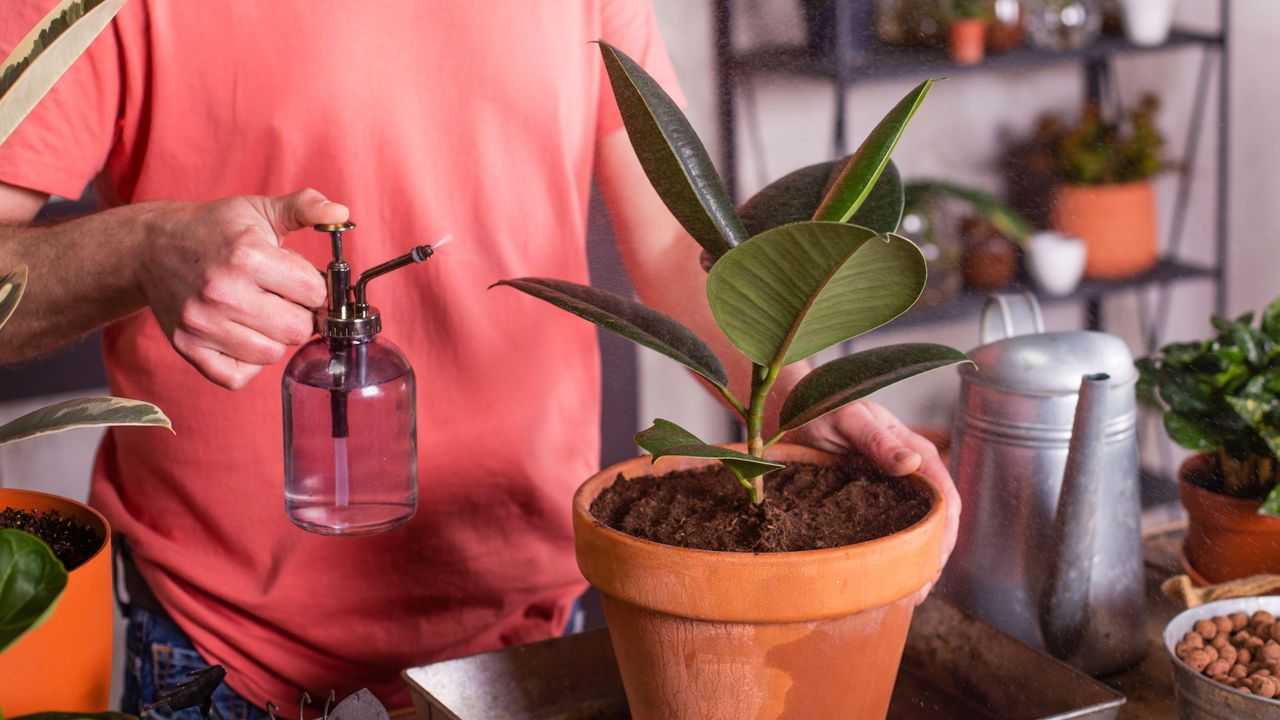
[590, 461, 930, 552]
[0, 506, 102, 570]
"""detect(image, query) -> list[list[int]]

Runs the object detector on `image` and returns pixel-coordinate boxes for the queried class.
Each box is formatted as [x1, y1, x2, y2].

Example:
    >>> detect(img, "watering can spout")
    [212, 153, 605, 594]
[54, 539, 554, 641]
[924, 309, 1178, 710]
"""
[1038, 372, 1111, 659]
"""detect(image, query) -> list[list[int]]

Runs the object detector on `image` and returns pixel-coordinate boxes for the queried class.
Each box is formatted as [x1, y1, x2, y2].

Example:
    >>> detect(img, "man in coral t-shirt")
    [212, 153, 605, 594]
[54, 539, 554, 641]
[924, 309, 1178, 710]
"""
[0, 1, 958, 712]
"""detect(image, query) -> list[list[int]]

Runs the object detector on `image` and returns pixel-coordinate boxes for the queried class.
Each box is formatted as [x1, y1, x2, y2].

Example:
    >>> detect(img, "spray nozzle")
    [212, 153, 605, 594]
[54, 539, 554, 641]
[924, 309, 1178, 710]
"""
[311, 222, 443, 343]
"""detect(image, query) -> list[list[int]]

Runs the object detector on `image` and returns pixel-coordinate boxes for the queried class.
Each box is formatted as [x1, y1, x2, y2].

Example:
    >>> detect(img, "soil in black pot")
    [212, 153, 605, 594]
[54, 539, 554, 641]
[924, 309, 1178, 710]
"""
[590, 459, 930, 553]
[0, 506, 102, 570]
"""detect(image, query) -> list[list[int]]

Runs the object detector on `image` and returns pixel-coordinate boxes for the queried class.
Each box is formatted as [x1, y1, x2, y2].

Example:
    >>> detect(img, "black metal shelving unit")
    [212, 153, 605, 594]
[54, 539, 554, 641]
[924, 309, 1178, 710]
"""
[713, 0, 1230, 345]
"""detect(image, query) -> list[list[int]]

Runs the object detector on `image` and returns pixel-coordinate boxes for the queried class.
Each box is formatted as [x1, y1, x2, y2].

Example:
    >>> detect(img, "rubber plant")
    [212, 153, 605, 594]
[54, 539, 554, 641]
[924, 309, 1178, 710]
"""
[1138, 300, 1280, 516]
[496, 41, 968, 504]
[0, 3, 169, 717]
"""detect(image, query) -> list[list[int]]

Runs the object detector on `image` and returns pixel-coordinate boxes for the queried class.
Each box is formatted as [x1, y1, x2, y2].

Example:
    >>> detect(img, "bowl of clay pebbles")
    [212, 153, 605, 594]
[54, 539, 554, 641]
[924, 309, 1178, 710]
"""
[1165, 597, 1280, 719]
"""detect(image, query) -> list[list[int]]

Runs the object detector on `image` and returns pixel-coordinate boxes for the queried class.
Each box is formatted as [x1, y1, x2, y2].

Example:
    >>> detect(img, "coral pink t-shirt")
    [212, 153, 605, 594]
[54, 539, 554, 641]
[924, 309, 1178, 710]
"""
[0, 1, 681, 707]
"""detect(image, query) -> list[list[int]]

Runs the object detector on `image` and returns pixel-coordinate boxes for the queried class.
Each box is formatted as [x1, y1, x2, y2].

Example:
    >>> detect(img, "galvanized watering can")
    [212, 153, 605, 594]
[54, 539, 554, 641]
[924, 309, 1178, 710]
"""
[939, 293, 1147, 676]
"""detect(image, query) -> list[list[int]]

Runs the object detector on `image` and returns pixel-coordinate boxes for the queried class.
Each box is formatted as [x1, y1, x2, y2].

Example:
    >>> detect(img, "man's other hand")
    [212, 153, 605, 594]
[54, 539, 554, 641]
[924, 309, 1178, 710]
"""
[786, 399, 960, 603]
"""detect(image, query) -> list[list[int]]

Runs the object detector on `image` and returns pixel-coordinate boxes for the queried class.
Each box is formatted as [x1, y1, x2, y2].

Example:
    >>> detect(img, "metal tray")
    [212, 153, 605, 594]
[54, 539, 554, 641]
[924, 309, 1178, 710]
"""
[403, 597, 1125, 720]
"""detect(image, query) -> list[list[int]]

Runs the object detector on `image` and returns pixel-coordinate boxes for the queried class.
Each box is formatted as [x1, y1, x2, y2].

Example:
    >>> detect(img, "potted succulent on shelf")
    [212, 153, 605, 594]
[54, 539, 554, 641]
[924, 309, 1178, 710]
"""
[1138, 303, 1280, 585]
[0, 1, 173, 713]
[947, 0, 990, 64]
[1045, 95, 1167, 279]
[495, 42, 967, 720]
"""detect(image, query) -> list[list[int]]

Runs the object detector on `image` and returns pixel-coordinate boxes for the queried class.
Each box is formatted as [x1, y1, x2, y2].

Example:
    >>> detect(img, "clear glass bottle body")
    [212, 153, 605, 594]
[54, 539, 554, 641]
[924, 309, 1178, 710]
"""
[282, 336, 417, 535]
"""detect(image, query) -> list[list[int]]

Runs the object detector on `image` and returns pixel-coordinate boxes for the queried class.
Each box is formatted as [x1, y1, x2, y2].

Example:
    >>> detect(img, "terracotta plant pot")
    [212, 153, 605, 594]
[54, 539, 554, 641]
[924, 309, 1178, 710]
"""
[1180, 453, 1280, 585]
[949, 19, 987, 65]
[1051, 180, 1158, 279]
[0, 488, 113, 713]
[574, 444, 945, 720]
[960, 216, 1019, 291]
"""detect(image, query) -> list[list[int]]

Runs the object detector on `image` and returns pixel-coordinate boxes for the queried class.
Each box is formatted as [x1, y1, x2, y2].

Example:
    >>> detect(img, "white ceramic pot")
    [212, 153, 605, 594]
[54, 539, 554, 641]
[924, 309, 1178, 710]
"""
[1026, 231, 1087, 297]
[1121, 0, 1178, 47]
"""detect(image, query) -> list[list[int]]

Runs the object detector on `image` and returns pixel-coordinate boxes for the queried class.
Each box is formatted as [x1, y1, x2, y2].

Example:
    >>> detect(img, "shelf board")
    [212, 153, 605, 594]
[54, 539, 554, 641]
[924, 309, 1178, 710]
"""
[888, 257, 1218, 331]
[730, 29, 1223, 85]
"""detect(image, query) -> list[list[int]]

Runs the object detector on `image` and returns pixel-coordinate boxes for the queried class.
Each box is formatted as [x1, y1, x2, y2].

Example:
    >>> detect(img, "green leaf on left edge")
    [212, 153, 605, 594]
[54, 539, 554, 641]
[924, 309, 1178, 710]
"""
[636, 419, 783, 483]
[0, 529, 68, 654]
[0, 265, 28, 332]
[707, 223, 926, 367]
[812, 79, 935, 223]
[493, 278, 728, 388]
[739, 159, 904, 237]
[1262, 484, 1280, 517]
[597, 40, 747, 262]
[0, 397, 173, 447]
[780, 344, 971, 431]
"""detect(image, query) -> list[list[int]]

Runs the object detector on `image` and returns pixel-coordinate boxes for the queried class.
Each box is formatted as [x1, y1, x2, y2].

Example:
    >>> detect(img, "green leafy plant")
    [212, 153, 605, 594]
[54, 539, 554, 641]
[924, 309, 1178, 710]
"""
[945, 0, 991, 21]
[904, 180, 1033, 243]
[1137, 300, 1280, 516]
[495, 42, 968, 504]
[1039, 94, 1167, 186]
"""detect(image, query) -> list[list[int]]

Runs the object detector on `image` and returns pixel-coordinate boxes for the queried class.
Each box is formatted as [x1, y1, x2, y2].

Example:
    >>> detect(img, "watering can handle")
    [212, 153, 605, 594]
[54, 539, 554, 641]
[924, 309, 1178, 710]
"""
[980, 292, 1045, 344]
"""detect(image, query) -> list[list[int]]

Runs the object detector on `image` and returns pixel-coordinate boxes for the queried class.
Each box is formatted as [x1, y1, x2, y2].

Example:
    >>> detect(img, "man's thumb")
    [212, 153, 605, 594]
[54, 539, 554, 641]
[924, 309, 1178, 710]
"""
[262, 188, 349, 239]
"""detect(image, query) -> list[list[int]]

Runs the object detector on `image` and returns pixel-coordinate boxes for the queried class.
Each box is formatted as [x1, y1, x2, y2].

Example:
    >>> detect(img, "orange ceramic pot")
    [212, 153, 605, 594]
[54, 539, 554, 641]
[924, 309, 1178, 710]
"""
[574, 444, 945, 720]
[0, 488, 113, 713]
[1180, 453, 1280, 585]
[949, 19, 986, 65]
[1051, 180, 1158, 279]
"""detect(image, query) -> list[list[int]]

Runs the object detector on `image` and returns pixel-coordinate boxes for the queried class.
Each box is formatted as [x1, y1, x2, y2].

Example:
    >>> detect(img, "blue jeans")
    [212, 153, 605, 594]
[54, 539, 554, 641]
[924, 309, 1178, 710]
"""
[121, 604, 269, 720]
[122, 598, 586, 717]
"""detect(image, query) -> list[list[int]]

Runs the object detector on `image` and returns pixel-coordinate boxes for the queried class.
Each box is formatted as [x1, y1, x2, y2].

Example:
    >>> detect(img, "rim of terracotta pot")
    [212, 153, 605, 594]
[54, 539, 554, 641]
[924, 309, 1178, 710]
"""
[0, 487, 110, 570]
[1178, 452, 1280, 521]
[573, 443, 945, 624]
[1054, 178, 1154, 194]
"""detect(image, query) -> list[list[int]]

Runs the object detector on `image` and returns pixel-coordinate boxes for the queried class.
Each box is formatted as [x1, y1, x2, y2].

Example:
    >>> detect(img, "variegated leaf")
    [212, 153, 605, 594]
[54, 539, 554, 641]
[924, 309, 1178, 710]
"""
[0, 0, 128, 146]
[0, 396, 172, 447]
[0, 265, 28, 332]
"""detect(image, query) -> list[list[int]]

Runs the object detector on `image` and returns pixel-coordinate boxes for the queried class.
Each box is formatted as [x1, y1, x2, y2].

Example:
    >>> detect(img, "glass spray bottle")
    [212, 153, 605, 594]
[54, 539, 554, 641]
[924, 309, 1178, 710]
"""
[282, 221, 439, 536]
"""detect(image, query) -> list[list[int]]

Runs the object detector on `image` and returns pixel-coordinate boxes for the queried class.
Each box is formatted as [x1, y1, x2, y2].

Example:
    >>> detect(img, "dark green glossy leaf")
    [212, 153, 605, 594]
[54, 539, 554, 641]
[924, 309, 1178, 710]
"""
[706, 223, 926, 367]
[493, 278, 727, 387]
[1262, 297, 1280, 343]
[813, 79, 935, 223]
[738, 159, 904, 236]
[0, 529, 67, 654]
[1163, 413, 1218, 451]
[597, 40, 746, 261]
[635, 419, 783, 481]
[1226, 396, 1280, 459]
[903, 180, 1034, 242]
[0, 265, 27, 332]
[1262, 483, 1280, 517]
[779, 344, 970, 431]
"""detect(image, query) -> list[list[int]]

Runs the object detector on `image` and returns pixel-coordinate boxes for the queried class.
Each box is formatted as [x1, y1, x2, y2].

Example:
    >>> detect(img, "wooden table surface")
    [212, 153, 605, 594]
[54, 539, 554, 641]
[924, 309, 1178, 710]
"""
[1101, 529, 1188, 719]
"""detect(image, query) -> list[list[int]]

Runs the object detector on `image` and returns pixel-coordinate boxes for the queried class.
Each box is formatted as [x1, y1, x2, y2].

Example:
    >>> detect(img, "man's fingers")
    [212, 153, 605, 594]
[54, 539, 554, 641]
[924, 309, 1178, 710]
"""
[838, 402, 921, 476]
[180, 342, 265, 391]
[259, 188, 349, 239]
[252, 245, 327, 308]
[228, 291, 316, 347]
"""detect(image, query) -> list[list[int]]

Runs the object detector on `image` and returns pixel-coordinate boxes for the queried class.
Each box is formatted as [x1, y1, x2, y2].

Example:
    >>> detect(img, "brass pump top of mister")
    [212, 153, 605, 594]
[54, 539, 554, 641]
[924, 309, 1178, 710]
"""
[313, 221, 436, 343]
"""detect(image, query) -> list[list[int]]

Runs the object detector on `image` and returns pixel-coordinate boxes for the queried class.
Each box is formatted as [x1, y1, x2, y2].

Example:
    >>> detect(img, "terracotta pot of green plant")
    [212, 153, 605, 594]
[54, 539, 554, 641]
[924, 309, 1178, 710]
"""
[1139, 302, 1280, 585]
[949, 18, 987, 64]
[498, 43, 966, 719]
[1179, 453, 1280, 585]
[575, 446, 944, 719]
[1043, 95, 1167, 279]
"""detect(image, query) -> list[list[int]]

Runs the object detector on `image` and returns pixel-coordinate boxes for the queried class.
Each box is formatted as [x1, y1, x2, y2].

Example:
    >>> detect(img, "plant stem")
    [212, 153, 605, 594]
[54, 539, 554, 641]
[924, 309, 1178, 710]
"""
[715, 384, 748, 419]
[745, 362, 780, 504]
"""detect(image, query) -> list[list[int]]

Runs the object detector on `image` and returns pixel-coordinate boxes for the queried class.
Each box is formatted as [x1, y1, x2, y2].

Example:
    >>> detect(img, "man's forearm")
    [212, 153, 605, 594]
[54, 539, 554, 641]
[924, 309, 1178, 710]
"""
[0, 202, 158, 363]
